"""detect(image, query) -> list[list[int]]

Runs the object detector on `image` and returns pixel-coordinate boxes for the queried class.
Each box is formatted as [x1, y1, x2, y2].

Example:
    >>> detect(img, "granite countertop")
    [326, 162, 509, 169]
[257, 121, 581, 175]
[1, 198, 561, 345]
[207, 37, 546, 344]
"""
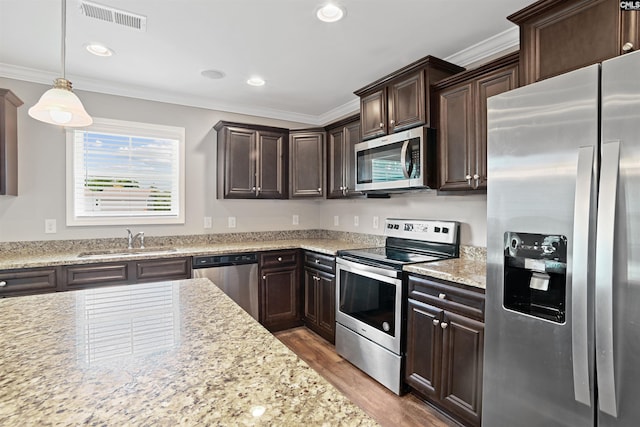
[0, 278, 377, 426]
[0, 238, 375, 270]
[404, 258, 486, 290]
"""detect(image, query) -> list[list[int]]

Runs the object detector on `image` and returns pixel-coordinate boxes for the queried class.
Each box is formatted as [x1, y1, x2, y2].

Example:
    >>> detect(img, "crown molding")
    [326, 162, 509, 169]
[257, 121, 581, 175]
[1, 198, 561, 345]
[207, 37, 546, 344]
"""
[444, 26, 519, 67]
[0, 27, 519, 126]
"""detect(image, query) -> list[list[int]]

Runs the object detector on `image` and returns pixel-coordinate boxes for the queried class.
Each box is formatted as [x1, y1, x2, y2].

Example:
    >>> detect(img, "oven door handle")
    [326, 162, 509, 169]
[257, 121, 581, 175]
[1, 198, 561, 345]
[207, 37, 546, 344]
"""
[336, 257, 401, 281]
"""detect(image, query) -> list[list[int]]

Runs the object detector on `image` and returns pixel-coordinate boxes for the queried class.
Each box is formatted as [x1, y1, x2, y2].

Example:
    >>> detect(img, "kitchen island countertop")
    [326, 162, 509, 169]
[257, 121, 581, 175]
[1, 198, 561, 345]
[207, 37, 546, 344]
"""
[0, 278, 377, 426]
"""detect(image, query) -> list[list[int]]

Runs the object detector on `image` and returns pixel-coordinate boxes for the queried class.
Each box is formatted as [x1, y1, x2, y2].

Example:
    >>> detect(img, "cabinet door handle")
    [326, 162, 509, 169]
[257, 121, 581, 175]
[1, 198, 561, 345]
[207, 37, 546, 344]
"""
[432, 319, 440, 326]
[342, 186, 347, 197]
[465, 174, 472, 185]
[277, 257, 282, 262]
[256, 186, 261, 196]
[390, 119, 395, 126]
[438, 293, 446, 299]
[315, 259, 320, 263]
[622, 42, 634, 53]
[473, 174, 480, 189]
[0, 281, 7, 287]
[440, 322, 448, 329]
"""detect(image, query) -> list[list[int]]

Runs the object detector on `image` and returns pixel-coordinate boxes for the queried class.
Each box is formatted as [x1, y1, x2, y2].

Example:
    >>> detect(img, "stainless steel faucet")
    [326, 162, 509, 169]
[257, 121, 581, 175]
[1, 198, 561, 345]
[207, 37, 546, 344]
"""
[125, 228, 145, 249]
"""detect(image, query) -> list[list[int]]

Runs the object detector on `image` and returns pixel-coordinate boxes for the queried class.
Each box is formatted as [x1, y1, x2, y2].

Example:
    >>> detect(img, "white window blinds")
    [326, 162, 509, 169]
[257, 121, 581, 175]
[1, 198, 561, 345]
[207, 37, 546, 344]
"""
[67, 118, 185, 226]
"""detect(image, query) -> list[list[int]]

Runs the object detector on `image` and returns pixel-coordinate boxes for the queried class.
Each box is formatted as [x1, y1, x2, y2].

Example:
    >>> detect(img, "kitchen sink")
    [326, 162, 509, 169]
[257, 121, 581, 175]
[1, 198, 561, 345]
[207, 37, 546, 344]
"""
[77, 247, 178, 258]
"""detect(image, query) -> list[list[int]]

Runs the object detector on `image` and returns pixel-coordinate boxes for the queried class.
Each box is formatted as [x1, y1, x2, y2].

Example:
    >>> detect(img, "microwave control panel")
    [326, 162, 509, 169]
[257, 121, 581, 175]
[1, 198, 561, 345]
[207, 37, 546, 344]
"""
[384, 218, 459, 244]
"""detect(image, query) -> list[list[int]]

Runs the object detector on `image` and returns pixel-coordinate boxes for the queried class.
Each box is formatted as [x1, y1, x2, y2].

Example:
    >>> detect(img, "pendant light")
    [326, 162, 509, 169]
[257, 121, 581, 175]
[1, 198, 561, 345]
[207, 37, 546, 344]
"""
[28, 0, 92, 127]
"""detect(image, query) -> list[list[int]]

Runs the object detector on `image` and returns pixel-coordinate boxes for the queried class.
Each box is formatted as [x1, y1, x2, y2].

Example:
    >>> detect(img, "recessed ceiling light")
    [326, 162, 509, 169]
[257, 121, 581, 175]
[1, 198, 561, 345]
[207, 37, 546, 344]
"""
[201, 69, 226, 79]
[316, 3, 345, 23]
[85, 43, 113, 57]
[247, 77, 266, 87]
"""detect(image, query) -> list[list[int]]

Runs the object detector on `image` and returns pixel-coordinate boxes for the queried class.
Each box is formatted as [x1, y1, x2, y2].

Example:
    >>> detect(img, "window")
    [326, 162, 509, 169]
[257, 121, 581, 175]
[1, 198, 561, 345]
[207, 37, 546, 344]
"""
[66, 118, 185, 226]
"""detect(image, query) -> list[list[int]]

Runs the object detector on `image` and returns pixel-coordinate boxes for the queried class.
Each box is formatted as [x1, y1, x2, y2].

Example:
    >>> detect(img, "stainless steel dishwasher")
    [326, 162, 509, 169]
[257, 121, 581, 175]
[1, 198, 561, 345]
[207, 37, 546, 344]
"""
[192, 253, 259, 320]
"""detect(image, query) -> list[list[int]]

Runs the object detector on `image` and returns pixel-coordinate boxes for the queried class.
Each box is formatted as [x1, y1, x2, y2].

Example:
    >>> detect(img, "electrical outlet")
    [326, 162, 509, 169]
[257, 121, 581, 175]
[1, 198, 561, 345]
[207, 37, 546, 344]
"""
[45, 219, 57, 234]
[333, 215, 339, 227]
[354, 216, 359, 226]
[372, 216, 379, 229]
[228, 216, 236, 228]
[204, 216, 212, 229]
[292, 214, 299, 225]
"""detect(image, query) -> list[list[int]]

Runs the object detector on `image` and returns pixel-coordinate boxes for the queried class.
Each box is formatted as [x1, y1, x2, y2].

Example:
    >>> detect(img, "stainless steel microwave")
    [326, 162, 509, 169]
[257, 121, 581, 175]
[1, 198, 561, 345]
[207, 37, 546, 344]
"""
[354, 126, 435, 193]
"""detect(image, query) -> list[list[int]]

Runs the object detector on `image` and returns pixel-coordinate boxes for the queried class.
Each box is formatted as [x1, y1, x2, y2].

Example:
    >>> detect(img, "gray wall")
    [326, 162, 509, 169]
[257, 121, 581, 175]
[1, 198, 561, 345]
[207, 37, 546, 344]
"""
[0, 78, 487, 246]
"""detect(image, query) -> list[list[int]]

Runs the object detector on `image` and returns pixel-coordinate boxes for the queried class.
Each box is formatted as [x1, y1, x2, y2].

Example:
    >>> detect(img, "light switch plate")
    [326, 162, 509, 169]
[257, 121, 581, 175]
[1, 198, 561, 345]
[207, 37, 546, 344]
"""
[204, 216, 212, 229]
[228, 216, 236, 228]
[45, 219, 57, 234]
[333, 215, 339, 227]
[292, 214, 299, 225]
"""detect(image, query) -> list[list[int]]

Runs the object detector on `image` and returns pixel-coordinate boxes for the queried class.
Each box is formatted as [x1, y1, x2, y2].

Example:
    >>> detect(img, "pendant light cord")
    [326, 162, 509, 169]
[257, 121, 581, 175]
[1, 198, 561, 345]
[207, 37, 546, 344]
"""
[61, 0, 66, 79]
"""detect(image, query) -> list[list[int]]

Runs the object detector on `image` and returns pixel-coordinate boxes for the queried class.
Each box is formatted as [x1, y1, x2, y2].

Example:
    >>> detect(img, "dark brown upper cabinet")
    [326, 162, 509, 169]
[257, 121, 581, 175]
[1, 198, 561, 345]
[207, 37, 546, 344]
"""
[215, 121, 288, 199]
[289, 129, 325, 198]
[354, 56, 465, 141]
[325, 114, 362, 199]
[509, 0, 640, 86]
[433, 52, 519, 192]
[0, 89, 23, 196]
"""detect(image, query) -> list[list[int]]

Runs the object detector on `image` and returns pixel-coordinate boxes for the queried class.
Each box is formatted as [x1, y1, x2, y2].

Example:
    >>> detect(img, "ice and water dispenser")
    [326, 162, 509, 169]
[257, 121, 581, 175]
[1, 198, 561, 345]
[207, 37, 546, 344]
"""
[503, 232, 567, 323]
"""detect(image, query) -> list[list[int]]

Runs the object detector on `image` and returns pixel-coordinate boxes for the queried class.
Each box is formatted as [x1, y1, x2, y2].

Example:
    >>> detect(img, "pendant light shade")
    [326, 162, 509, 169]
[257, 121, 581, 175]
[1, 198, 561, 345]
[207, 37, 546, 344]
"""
[28, 0, 93, 127]
[28, 78, 92, 126]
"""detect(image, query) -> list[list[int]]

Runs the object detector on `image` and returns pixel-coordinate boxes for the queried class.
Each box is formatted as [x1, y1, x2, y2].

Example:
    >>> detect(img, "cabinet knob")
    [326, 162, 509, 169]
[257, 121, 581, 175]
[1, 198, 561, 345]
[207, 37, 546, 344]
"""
[0, 281, 6, 287]
[262, 275, 266, 280]
[277, 257, 282, 262]
[441, 322, 449, 329]
[439, 293, 446, 299]
[622, 42, 635, 53]
[432, 319, 440, 326]
[473, 174, 480, 180]
[339, 186, 344, 190]
[466, 174, 472, 186]
[315, 259, 320, 263]
[390, 119, 395, 125]
[317, 188, 322, 192]
[379, 122, 384, 128]
[252, 186, 256, 191]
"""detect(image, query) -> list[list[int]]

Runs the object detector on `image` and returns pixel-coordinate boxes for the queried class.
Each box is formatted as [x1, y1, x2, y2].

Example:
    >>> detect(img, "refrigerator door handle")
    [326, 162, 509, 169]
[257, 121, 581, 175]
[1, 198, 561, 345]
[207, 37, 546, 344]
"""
[571, 145, 594, 407]
[595, 140, 621, 418]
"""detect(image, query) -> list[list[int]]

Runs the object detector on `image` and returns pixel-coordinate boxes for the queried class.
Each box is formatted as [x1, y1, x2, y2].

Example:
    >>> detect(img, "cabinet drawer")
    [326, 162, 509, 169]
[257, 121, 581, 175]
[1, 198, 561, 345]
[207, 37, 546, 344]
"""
[303, 251, 335, 273]
[0, 267, 60, 297]
[63, 262, 130, 290]
[260, 250, 298, 267]
[135, 257, 191, 282]
[408, 274, 485, 320]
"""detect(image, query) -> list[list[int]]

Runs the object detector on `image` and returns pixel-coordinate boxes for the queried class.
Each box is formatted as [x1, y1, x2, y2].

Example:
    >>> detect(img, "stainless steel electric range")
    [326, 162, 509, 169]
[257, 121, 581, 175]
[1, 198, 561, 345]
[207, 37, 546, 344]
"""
[335, 218, 460, 394]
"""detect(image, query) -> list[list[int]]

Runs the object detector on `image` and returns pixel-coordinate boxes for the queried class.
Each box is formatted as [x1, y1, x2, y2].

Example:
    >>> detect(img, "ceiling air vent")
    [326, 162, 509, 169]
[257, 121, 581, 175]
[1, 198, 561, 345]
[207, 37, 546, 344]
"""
[80, 1, 147, 32]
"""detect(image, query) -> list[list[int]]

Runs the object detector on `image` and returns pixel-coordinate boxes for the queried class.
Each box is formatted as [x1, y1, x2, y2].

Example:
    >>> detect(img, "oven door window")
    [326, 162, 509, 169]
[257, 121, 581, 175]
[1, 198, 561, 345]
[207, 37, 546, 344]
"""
[338, 269, 397, 336]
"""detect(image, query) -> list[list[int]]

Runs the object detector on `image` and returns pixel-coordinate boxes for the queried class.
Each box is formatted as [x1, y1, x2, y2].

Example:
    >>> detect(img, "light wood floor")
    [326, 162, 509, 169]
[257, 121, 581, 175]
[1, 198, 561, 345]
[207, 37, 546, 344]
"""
[275, 327, 458, 427]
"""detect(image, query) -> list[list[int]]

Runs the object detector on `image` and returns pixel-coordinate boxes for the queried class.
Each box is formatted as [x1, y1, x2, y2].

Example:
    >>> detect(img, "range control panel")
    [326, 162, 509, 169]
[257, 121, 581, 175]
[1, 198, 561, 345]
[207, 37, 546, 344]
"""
[384, 218, 459, 244]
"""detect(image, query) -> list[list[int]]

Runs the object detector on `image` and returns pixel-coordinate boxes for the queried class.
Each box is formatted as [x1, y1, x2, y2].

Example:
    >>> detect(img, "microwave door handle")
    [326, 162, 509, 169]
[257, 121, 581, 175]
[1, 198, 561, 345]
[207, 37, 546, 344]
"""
[400, 140, 413, 179]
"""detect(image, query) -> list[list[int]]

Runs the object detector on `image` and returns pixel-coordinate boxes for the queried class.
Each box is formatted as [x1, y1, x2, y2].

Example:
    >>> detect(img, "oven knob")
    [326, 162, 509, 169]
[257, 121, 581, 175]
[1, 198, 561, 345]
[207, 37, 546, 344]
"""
[382, 322, 390, 332]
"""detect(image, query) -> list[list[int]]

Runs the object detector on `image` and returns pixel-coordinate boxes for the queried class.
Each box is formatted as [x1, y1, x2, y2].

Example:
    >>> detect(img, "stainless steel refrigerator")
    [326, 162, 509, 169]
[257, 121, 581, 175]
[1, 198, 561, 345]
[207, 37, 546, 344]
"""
[484, 49, 640, 426]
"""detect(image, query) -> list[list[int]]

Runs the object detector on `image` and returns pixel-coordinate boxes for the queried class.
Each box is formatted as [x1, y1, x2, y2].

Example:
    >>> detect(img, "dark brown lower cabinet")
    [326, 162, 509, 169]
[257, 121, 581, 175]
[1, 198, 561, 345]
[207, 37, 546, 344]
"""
[259, 250, 302, 332]
[302, 251, 336, 343]
[303, 268, 335, 343]
[0, 266, 61, 297]
[62, 257, 191, 291]
[405, 274, 485, 427]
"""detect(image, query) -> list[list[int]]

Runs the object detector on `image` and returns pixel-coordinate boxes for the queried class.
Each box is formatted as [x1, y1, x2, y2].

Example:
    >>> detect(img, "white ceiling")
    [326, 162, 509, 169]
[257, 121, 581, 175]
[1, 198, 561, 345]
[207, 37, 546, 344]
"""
[0, 0, 532, 125]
